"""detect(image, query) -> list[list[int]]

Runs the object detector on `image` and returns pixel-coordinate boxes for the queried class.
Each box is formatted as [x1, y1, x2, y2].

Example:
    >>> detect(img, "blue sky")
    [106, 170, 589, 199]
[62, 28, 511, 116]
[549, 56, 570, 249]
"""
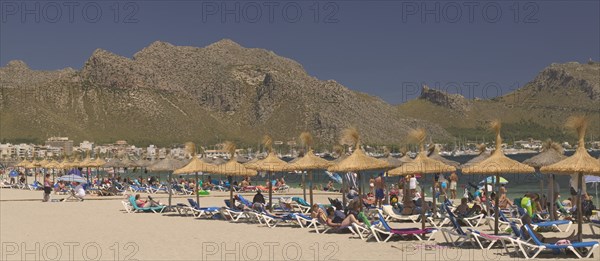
[1, 0, 598, 103]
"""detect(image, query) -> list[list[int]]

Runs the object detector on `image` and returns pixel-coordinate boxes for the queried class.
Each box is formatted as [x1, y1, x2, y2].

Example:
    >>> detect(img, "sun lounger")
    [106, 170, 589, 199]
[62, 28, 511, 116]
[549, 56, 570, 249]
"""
[589, 220, 600, 236]
[184, 199, 220, 218]
[521, 224, 598, 259]
[127, 196, 165, 213]
[371, 211, 437, 242]
[516, 207, 572, 232]
[440, 204, 475, 247]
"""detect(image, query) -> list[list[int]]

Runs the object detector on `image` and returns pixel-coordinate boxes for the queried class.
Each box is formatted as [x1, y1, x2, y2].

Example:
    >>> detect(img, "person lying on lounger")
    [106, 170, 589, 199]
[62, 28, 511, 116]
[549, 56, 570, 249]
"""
[454, 197, 483, 218]
[135, 194, 162, 208]
[325, 207, 362, 228]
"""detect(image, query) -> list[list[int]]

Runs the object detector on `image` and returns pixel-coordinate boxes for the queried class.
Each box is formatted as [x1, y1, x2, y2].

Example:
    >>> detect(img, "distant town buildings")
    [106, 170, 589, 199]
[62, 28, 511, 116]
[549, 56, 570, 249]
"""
[45, 137, 73, 155]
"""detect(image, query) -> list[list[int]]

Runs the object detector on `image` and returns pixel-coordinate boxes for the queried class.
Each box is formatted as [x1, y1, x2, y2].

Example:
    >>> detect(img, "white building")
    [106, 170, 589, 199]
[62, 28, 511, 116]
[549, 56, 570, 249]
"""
[80, 140, 94, 151]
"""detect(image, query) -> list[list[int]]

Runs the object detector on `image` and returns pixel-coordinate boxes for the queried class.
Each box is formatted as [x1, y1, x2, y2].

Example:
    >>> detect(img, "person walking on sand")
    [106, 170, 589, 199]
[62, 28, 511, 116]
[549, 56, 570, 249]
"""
[43, 174, 52, 202]
[449, 172, 458, 199]
[374, 173, 385, 208]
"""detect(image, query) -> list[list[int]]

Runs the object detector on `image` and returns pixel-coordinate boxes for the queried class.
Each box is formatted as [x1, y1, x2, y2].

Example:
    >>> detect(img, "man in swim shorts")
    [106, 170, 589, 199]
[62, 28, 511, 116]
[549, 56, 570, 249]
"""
[374, 173, 385, 208]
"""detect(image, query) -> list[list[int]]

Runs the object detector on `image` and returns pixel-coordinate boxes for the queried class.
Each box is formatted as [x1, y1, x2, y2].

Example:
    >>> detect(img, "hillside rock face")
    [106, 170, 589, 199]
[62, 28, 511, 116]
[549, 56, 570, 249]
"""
[419, 85, 472, 112]
[525, 62, 600, 100]
[0, 39, 451, 145]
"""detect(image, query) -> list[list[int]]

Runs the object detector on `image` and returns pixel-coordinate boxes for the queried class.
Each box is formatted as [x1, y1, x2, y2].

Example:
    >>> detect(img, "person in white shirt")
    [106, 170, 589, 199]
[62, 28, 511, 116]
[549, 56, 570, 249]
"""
[73, 182, 86, 201]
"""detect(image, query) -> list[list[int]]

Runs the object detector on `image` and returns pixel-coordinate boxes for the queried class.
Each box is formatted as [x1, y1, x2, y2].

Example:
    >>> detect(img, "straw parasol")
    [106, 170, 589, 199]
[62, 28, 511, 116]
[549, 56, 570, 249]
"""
[462, 120, 535, 234]
[388, 128, 457, 230]
[541, 116, 600, 241]
[381, 147, 403, 168]
[15, 159, 30, 168]
[211, 141, 258, 207]
[523, 140, 566, 220]
[147, 155, 187, 207]
[328, 128, 390, 207]
[245, 135, 290, 210]
[174, 142, 216, 205]
[211, 157, 227, 165]
[428, 145, 460, 168]
[461, 144, 490, 168]
[288, 132, 334, 205]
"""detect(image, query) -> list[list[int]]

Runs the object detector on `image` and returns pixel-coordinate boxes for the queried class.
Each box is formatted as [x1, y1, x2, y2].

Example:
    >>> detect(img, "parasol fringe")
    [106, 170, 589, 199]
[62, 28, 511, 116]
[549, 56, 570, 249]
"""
[341, 127, 360, 147]
[300, 132, 314, 150]
[223, 141, 236, 158]
[262, 135, 273, 153]
[409, 128, 426, 152]
[184, 142, 196, 157]
[566, 116, 588, 148]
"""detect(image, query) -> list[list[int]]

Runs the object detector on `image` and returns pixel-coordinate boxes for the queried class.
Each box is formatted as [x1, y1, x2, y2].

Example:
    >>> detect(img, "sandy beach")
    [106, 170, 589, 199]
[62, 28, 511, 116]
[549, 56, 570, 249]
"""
[1, 187, 598, 261]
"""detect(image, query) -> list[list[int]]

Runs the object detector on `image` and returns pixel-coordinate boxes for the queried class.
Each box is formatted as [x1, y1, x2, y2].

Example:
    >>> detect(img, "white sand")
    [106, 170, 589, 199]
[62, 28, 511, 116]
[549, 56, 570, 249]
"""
[1, 188, 598, 260]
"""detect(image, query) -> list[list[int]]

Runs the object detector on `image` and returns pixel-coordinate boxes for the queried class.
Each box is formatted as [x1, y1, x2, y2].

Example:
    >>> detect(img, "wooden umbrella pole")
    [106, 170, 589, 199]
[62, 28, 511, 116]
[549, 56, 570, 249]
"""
[358, 172, 363, 210]
[577, 172, 583, 242]
[432, 175, 437, 218]
[485, 178, 490, 217]
[421, 184, 426, 232]
[268, 171, 273, 210]
[168, 172, 172, 208]
[550, 174, 555, 220]
[341, 173, 347, 206]
[494, 173, 500, 235]
[308, 171, 314, 206]
[195, 172, 200, 206]
[228, 175, 233, 210]
[302, 172, 307, 201]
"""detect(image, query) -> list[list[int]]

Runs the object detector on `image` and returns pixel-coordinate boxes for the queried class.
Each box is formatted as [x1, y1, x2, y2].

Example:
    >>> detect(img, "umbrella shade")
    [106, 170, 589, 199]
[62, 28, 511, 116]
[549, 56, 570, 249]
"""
[174, 157, 216, 174]
[479, 176, 508, 185]
[103, 159, 121, 168]
[462, 149, 535, 174]
[44, 160, 61, 169]
[388, 150, 456, 176]
[461, 151, 491, 168]
[147, 157, 185, 172]
[57, 160, 71, 169]
[398, 154, 414, 164]
[288, 150, 333, 171]
[245, 152, 289, 172]
[211, 157, 227, 165]
[523, 148, 566, 169]
[211, 159, 258, 176]
[57, 174, 87, 183]
[25, 160, 42, 169]
[328, 148, 389, 172]
[540, 145, 600, 175]
[65, 158, 82, 169]
[15, 160, 31, 167]
[134, 159, 152, 168]
[37, 159, 50, 168]
[382, 155, 404, 168]
[428, 145, 460, 167]
[89, 158, 107, 168]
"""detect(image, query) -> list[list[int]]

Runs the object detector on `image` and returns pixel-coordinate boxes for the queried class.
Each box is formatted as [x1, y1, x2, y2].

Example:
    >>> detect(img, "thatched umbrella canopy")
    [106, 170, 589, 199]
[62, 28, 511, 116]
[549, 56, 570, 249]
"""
[388, 128, 456, 231]
[288, 132, 334, 204]
[460, 144, 490, 168]
[174, 142, 217, 205]
[523, 140, 566, 220]
[462, 121, 535, 235]
[116, 158, 137, 168]
[245, 135, 289, 210]
[134, 159, 152, 168]
[428, 145, 460, 168]
[524, 141, 567, 168]
[211, 141, 258, 207]
[541, 117, 600, 241]
[103, 159, 121, 168]
[16, 159, 30, 168]
[235, 155, 249, 164]
[38, 159, 50, 168]
[25, 160, 42, 169]
[212, 157, 227, 165]
[328, 128, 390, 208]
[91, 158, 107, 168]
[147, 156, 187, 206]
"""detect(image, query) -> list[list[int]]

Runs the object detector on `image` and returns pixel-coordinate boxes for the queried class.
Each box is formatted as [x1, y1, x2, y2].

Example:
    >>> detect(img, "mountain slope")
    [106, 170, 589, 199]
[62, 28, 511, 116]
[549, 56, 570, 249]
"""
[0, 40, 451, 146]
[397, 62, 600, 141]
